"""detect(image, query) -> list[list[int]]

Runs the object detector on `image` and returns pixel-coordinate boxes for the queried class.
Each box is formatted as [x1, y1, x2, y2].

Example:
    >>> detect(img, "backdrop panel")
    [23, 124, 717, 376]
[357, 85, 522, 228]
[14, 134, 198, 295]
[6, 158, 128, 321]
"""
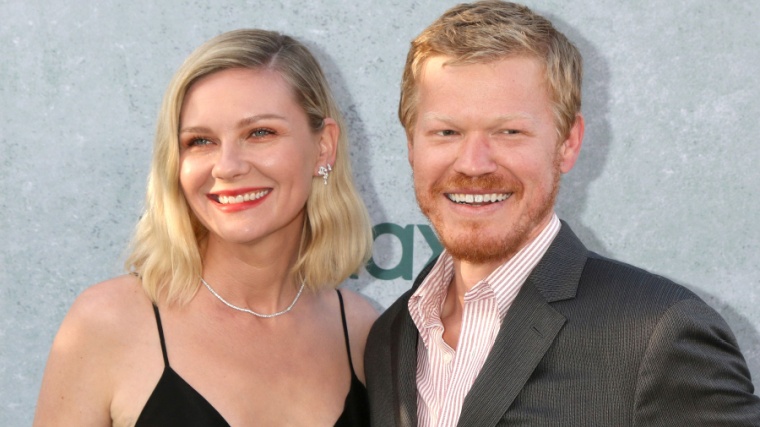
[1, 1, 758, 424]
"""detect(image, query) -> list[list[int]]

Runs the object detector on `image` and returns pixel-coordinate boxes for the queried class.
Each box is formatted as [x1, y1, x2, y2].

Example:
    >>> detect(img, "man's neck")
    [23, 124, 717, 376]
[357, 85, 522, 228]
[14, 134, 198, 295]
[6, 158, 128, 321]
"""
[440, 259, 504, 349]
[437, 212, 561, 349]
[450, 258, 504, 296]
[446, 212, 558, 301]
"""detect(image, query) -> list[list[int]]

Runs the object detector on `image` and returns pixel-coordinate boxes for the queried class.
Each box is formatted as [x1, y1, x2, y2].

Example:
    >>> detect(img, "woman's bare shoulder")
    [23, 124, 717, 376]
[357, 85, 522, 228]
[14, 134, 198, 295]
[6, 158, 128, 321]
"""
[337, 288, 379, 331]
[67, 275, 153, 334]
[33, 275, 156, 426]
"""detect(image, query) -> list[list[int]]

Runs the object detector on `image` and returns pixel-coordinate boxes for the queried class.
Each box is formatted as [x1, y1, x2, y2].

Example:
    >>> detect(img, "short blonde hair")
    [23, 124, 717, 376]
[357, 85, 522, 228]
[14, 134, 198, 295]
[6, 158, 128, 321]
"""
[399, 0, 583, 140]
[126, 29, 372, 305]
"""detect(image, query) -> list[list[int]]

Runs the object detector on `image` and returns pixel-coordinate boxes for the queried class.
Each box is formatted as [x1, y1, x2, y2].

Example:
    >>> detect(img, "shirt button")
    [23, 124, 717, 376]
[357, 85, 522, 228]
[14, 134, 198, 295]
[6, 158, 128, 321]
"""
[443, 353, 453, 363]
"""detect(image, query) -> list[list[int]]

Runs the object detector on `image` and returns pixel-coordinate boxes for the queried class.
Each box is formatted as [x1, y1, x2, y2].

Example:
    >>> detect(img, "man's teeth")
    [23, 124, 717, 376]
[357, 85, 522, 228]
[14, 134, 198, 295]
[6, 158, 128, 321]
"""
[447, 193, 510, 204]
[217, 190, 270, 205]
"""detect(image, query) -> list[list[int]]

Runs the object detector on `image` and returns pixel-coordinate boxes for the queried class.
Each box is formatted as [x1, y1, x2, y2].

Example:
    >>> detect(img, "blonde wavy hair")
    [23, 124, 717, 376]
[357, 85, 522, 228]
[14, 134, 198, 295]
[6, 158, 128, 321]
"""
[399, 0, 583, 140]
[125, 29, 372, 305]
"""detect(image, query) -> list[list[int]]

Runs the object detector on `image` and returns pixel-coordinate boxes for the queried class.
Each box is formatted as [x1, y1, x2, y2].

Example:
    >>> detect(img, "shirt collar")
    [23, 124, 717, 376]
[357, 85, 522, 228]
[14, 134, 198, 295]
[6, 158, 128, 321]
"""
[487, 213, 560, 318]
[409, 213, 561, 322]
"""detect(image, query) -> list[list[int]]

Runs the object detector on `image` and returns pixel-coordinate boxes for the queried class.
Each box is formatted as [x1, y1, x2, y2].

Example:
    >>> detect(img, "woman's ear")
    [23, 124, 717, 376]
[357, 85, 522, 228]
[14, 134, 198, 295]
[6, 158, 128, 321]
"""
[315, 117, 339, 171]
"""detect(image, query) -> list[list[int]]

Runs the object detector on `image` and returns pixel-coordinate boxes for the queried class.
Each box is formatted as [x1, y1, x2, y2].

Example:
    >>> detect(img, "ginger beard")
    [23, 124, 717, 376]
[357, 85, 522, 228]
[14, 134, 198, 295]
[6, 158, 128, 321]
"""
[415, 154, 562, 265]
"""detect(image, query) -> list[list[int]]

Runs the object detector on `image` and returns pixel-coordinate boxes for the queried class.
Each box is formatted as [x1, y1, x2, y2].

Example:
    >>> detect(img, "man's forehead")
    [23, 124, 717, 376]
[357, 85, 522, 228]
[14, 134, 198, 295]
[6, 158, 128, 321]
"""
[417, 53, 546, 79]
[416, 54, 546, 87]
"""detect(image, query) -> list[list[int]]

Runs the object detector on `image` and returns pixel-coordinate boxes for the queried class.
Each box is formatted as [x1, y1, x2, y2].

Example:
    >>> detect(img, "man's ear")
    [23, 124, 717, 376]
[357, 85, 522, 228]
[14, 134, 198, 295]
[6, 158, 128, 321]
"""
[315, 118, 339, 171]
[559, 113, 584, 173]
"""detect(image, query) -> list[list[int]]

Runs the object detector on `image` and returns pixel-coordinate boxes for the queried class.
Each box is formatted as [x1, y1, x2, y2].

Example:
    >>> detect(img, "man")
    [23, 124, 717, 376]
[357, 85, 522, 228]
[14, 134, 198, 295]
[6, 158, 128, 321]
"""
[365, 1, 760, 426]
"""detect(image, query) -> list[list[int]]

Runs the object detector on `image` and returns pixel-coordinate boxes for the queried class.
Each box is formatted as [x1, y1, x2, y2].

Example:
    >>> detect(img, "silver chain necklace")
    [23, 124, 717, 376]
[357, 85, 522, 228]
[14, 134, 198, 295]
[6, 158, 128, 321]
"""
[200, 277, 306, 318]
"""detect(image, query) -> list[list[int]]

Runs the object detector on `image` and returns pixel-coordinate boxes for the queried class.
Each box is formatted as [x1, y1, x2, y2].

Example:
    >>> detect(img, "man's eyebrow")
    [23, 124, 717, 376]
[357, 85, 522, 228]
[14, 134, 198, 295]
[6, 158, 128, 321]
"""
[420, 112, 533, 123]
[420, 112, 455, 123]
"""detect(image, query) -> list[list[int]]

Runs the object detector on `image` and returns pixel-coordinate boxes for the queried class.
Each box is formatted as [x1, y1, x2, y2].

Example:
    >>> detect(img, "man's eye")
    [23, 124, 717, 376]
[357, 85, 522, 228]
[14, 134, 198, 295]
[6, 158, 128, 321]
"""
[436, 129, 458, 136]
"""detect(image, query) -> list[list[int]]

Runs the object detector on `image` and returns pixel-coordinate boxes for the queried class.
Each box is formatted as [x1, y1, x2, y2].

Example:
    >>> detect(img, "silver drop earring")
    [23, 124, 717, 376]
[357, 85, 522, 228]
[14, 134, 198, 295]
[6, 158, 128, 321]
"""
[318, 164, 332, 185]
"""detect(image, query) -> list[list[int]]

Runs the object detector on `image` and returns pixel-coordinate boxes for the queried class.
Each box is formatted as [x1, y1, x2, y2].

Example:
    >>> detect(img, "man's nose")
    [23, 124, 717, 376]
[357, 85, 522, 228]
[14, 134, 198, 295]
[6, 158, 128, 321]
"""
[452, 133, 498, 177]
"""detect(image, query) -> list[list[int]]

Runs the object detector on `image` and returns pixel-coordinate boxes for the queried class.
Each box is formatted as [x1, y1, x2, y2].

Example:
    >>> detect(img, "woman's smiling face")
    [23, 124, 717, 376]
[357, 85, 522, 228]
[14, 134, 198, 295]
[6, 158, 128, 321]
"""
[178, 67, 328, 247]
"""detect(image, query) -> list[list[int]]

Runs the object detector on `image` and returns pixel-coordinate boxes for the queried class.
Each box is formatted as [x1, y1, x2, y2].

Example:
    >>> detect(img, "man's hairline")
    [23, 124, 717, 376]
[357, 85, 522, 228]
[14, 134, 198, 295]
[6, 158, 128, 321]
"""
[403, 52, 563, 141]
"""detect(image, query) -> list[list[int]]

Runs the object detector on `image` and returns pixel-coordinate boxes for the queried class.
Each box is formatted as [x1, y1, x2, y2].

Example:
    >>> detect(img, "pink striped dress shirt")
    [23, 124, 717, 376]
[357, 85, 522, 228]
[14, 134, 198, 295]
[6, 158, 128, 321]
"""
[408, 214, 561, 427]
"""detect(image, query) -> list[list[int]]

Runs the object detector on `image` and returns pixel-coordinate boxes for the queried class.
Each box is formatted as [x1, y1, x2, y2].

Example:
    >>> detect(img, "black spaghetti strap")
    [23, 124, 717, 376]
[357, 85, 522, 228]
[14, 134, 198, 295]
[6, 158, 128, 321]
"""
[335, 290, 356, 376]
[151, 305, 170, 366]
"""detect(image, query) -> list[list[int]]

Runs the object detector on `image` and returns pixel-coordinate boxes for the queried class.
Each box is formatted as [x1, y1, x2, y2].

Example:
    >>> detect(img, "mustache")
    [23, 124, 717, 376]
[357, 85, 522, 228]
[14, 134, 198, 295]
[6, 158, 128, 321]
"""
[431, 173, 516, 193]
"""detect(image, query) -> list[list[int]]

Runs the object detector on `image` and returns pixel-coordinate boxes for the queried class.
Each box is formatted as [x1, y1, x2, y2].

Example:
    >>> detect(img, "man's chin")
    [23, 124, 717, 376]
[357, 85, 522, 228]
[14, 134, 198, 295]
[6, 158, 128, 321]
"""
[440, 232, 523, 265]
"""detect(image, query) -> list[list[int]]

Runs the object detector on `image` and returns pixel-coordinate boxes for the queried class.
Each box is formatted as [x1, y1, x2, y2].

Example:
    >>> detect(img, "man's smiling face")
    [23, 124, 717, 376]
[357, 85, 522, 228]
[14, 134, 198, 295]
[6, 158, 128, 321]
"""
[408, 55, 583, 265]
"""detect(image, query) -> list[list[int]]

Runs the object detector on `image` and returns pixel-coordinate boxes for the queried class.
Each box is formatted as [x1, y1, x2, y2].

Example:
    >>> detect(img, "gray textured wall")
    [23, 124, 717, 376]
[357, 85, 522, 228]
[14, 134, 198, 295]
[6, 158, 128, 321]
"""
[1, 0, 758, 424]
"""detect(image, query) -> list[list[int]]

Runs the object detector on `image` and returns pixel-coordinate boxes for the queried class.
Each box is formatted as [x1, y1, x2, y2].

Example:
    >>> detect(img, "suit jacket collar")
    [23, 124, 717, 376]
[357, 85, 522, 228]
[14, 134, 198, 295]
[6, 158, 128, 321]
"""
[458, 221, 587, 426]
[390, 303, 421, 426]
[388, 221, 588, 427]
[389, 259, 436, 426]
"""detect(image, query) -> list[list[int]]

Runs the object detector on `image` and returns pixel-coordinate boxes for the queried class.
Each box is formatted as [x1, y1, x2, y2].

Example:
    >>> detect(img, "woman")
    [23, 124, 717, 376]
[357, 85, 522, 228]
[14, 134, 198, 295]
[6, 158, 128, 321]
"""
[34, 29, 376, 426]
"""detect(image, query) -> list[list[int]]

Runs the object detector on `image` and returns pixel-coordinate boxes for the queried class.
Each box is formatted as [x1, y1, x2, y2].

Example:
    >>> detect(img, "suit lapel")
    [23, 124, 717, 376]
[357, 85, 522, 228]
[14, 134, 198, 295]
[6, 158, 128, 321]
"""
[457, 282, 566, 426]
[457, 222, 587, 427]
[390, 306, 419, 426]
[389, 260, 437, 427]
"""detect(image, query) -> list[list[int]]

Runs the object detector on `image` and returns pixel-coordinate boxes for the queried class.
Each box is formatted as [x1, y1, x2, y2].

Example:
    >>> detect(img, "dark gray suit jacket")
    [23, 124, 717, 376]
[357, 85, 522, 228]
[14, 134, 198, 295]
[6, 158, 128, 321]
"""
[365, 222, 760, 426]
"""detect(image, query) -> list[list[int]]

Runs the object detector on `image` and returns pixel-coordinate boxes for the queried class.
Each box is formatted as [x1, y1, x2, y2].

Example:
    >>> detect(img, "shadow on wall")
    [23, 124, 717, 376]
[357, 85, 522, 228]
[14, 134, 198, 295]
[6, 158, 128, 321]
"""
[548, 15, 760, 388]
[687, 284, 760, 388]
[301, 39, 385, 297]
[305, 16, 616, 307]
[302, 39, 382, 225]
[547, 13, 611, 256]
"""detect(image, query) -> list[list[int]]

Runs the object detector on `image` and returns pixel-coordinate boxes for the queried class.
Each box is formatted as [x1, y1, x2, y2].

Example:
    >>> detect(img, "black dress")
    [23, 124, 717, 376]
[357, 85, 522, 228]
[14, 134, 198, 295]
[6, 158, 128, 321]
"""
[135, 290, 370, 426]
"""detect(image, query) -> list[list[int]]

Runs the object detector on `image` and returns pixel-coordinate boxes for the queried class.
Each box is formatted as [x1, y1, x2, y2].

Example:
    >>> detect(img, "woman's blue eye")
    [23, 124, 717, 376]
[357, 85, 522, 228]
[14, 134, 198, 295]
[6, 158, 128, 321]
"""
[251, 128, 275, 138]
[189, 137, 212, 146]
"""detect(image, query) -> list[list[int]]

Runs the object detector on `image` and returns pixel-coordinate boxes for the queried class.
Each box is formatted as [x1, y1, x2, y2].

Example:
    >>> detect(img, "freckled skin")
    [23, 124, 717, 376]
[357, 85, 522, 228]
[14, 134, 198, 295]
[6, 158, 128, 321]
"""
[409, 55, 583, 268]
